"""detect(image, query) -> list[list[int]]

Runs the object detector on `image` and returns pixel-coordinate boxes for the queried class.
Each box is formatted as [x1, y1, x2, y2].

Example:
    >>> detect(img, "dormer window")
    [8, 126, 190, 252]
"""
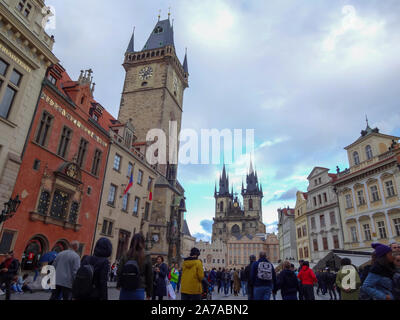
[48, 74, 57, 85]
[92, 114, 98, 122]
[17, 0, 32, 18]
[353, 151, 360, 165]
[154, 26, 164, 34]
[366, 145, 373, 160]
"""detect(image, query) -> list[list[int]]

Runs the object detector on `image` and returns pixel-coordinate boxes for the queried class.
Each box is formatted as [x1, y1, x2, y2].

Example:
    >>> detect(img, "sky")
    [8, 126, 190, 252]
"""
[46, 0, 400, 242]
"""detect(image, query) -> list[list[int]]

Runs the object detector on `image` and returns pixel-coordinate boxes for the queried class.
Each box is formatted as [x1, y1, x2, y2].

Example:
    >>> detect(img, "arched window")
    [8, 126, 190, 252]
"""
[220, 201, 224, 212]
[366, 145, 373, 160]
[68, 202, 79, 224]
[231, 225, 240, 235]
[353, 151, 360, 165]
[249, 199, 253, 210]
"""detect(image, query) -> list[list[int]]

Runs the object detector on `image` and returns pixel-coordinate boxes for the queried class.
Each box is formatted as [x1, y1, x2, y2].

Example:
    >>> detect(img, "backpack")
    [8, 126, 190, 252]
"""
[120, 260, 140, 290]
[72, 263, 95, 300]
[257, 261, 273, 281]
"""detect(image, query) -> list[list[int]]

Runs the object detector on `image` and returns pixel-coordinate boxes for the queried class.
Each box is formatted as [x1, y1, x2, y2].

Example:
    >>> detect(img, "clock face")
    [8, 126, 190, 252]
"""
[152, 234, 159, 243]
[234, 202, 239, 208]
[139, 66, 153, 80]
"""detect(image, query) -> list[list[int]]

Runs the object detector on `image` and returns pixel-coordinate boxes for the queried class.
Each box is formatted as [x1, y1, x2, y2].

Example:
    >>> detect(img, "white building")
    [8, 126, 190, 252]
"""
[306, 167, 344, 263]
[277, 207, 297, 261]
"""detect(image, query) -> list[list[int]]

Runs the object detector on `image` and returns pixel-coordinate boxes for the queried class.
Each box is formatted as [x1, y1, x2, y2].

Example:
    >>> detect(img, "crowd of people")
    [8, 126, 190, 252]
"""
[0, 237, 399, 301]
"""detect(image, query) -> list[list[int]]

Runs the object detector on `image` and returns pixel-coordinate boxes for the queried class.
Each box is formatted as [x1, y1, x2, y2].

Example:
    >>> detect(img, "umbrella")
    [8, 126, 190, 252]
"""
[39, 251, 58, 263]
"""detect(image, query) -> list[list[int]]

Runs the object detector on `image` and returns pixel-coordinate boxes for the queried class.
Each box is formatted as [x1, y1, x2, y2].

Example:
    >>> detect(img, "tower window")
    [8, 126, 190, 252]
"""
[141, 82, 148, 87]
[154, 26, 164, 34]
[249, 199, 253, 210]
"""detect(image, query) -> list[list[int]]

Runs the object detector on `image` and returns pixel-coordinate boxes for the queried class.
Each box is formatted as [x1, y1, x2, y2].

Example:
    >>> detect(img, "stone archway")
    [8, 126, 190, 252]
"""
[22, 235, 49, 270]
[52, 239, 70, 253]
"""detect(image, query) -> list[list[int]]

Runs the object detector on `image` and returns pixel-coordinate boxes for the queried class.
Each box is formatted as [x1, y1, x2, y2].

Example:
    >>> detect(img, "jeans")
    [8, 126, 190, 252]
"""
[181, 293, 201, 301]
[49, 285, 72, 300]
[223, 281, 229, 295]
[282, 293, 298, 300]
[253, 286, 272, 300]
[302, 285, 315, 300]
[0, 275, 11, 300]
[241, 281, 247, 296]
[119, 288, 145, 300]
[170, 281, 177, 292]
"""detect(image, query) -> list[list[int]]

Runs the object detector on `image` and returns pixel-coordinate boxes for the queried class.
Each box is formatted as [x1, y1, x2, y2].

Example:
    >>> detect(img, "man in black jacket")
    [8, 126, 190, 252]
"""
[244, 255, 256, 300]
[0, 251, 20, 300]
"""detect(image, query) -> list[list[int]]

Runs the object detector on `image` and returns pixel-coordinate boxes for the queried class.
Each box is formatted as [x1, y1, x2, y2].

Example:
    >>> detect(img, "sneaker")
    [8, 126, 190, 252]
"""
[0, 290, 4, 296]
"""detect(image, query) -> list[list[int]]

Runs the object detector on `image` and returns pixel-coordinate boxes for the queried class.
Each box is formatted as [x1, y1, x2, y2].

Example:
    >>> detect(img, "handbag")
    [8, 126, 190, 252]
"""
[167, 282, 176, 300]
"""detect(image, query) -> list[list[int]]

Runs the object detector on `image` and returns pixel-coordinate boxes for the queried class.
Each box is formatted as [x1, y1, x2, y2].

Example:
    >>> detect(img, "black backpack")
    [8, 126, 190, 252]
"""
[120, 260, 140, 290]
[72, 262, 95, 300]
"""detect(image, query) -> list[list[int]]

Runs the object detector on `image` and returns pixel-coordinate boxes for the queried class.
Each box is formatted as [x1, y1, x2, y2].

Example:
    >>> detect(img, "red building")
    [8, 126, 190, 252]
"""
[0, 64, 114, 269]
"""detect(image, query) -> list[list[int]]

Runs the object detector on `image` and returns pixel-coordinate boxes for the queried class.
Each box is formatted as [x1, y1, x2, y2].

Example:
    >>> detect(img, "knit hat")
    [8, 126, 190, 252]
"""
[372, 243, 392, 258]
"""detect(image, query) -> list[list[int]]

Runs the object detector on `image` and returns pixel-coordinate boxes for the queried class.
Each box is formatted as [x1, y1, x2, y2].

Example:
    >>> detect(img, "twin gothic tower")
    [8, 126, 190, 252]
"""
[212, 162, 266, 243]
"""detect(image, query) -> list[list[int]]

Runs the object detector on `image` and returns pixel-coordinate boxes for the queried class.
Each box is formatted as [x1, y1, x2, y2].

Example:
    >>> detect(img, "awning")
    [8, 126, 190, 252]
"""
[336, 253, 371, 268]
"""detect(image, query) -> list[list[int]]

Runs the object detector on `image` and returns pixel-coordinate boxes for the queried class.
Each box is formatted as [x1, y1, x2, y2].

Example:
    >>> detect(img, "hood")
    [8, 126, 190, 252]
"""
[183, 257, 199, 269]
[301, 265, 309, 272]
[94, 237, 112, 258]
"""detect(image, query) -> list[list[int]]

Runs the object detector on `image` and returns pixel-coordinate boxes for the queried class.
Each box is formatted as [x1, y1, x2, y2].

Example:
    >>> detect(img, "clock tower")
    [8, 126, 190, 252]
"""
[118, 17, 189, 177]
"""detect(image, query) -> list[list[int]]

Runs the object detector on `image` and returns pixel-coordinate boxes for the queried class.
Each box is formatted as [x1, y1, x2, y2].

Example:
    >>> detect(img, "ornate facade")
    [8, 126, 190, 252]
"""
[0, 0, 57, 238]
[294, 191, 311, 261]
[334, 124, 400, 251]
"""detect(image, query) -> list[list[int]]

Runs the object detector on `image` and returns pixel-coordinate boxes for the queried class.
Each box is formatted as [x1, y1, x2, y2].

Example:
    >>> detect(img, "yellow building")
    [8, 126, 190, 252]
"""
[334, 123, 400, 251]
[94, 120, 158, 263]
[294, 191, 311, 261]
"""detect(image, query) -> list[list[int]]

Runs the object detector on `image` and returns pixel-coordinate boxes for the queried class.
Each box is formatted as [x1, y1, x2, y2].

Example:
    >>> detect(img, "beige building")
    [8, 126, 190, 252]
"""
[197, 239, 227, 270]
[227, 233, 279, 269]
[0, 0, 57, 218]
[94, 120, 158, 263]
[334, 124, 400, 251]
[182, 219, 196, 258]
[117, 17, 189, 264]
[294, 191, 311, 261]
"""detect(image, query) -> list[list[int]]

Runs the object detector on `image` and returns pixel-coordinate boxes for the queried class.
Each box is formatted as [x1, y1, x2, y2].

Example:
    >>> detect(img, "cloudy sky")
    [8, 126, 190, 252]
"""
[46, 0, 400, 242]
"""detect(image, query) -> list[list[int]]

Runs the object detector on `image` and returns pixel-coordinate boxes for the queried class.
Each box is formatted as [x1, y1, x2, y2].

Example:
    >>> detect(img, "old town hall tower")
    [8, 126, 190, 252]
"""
[117, 16, 189, 264]
[118, 16, 189, 178]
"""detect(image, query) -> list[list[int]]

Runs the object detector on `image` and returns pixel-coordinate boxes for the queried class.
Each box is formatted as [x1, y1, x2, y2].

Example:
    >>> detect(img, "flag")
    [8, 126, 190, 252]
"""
[124, 172, 134, 195]
[149, 185, 153, 201]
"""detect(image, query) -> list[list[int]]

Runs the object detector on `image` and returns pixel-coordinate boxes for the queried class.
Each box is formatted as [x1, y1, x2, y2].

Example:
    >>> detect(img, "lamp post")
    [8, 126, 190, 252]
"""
[0, 195, 21, 224]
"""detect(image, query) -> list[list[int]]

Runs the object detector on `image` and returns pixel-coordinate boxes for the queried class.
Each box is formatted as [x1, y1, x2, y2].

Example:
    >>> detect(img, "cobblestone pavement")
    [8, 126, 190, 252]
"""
[2, 283, 334, 301]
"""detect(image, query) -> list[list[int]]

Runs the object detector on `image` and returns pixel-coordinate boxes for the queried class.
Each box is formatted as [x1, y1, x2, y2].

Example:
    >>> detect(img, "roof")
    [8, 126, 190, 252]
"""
[344, 125, 400, 150]
[182, 220, 192, 237]
[302, 192, 308, 200]
[143, 19, 174, 51]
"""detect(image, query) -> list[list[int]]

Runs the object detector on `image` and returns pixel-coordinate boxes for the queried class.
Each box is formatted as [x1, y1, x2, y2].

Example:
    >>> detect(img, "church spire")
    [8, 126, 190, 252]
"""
[183, 48, 189, 74]
[126, 27, 135, 53]
[143, 18, 175, 51]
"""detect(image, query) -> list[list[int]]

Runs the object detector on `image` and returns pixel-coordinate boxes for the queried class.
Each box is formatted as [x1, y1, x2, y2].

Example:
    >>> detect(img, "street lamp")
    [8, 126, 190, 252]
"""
[0, 195, 21, 223]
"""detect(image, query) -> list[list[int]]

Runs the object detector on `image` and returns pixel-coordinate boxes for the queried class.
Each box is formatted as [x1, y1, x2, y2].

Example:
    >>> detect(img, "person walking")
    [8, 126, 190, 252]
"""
[250, 252, 277, 300]
[245, 255, 256, 300]
[335, 258, 361, 300]
[49, 241, 81, 300]
[233, 269, 241, 296]
[0, 251, 20, 300]
[181, 247, 204, 301]
[275, 261, 299, 300]
[361, 243, 395, 300]
[72, 237, 112, 300]
[152, 256, 168, 300]
[216, 268, 222, 294]
[209, 268, 217, 292]
[325, 268, 337, 300]
[230, 268, 234, 295]
[297, 260, 304, 300]
[169, 263, 180, 292]
[393, 252, 400, 300]
[240, 267, 248, 296]
[297, 261, 317, 300]
[117, 234, 153, 300]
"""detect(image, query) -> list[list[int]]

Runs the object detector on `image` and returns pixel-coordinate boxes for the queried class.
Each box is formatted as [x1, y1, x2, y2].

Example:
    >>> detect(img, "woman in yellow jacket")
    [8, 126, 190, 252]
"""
[181, 248, 204, 300]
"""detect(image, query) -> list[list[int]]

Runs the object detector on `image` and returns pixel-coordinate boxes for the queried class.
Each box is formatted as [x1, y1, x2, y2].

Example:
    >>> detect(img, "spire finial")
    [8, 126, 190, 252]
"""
[158, 9, 161, 21]
[366, 114, 369, 127]
[168, 6, 171, 19]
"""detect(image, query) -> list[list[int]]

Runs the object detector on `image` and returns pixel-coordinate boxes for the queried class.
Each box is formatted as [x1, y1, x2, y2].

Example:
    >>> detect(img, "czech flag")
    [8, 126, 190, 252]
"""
[124, 172, 134, 196]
